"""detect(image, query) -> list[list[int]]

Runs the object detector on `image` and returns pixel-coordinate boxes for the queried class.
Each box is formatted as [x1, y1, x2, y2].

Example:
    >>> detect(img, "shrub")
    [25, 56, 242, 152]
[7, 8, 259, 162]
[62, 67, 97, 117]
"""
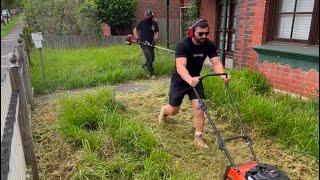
[23, 0, 100, 35]
[95, 0, 137, 35]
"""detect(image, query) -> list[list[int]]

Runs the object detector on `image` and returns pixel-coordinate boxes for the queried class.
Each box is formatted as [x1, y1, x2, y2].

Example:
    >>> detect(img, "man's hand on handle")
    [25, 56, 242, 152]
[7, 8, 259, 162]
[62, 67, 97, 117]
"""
[221, 74, 231, 83]
[189, 76, 200, 87]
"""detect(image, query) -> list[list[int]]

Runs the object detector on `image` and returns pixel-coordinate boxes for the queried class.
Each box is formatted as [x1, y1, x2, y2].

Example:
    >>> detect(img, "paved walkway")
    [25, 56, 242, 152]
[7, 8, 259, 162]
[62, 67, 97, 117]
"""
[1, 19, 24, 83]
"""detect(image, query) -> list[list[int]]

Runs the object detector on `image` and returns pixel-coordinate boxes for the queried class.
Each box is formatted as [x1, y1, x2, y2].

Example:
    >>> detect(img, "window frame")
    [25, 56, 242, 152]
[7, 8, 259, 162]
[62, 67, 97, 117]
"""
[267, 0, 319, 45]
[215, 0, 238, 57]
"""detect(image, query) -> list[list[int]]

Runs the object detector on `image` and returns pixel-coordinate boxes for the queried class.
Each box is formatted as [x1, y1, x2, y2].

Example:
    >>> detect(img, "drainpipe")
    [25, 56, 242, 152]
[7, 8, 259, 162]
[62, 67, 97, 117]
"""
[197, 0, 201, 17]
[220, 0, 228, 68]
[166, 0, 170, 48]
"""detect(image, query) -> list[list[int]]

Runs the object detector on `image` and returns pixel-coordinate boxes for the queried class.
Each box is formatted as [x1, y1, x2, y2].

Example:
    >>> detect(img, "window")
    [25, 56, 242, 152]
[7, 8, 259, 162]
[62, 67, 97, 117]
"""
[268, 0, 319, 45]
[216, 0, 238, 57]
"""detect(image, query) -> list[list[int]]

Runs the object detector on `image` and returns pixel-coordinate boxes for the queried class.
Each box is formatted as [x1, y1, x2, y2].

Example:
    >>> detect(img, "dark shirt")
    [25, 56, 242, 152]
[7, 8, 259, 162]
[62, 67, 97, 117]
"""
[136, 19, 159, 44]
[172, 37, 218, 83]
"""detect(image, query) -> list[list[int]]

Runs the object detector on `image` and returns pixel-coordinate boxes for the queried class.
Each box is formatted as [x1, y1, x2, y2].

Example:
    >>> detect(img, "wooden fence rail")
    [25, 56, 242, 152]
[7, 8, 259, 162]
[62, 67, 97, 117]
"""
[43, 35, 127, 49]
[1, 37, 38, 180]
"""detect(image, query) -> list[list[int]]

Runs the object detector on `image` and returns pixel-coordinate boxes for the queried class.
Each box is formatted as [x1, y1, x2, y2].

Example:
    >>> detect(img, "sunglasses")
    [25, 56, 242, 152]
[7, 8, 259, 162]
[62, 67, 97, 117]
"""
[197, 32, 210, 36]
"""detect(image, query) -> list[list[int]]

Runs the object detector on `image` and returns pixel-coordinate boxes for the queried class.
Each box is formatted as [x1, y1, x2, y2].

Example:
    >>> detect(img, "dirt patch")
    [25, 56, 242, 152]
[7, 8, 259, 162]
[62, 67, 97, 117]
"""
[115, 83, 149, 93]
[32, 77, 319, 179]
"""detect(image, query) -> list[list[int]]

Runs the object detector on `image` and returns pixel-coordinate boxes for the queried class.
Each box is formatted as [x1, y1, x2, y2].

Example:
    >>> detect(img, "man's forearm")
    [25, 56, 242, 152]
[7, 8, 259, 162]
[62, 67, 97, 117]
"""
[211, 57, 225, 73]
[176, 59, 193, 84]
[154, 32, 159, 40]
[133, 28, 139, 39]
[177, 66, 193, 84]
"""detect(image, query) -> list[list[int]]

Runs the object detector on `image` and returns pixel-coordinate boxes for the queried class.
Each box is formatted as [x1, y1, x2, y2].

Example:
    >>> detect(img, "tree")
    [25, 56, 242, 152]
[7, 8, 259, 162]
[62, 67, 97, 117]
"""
[2, 0, 22, 10]
[95, 0, 137, 35]
[23, 0, 100, 36]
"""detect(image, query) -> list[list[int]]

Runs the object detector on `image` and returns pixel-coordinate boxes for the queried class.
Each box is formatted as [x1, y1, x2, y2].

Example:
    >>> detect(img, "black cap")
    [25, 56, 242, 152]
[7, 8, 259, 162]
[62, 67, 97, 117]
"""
[145, 9, 153, 18]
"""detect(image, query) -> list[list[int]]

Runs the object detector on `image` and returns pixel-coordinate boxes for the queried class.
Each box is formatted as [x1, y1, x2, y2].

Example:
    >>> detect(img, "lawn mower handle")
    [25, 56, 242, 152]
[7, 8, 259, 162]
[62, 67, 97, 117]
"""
[199, 73, 228, 81]
[192, 73, 259, 171]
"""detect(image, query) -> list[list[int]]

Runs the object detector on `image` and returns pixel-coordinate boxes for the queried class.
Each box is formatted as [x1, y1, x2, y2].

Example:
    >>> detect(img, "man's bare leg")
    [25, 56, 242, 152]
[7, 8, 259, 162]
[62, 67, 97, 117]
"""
[191, 99, 208, 148]
[159, 105, 180, 123]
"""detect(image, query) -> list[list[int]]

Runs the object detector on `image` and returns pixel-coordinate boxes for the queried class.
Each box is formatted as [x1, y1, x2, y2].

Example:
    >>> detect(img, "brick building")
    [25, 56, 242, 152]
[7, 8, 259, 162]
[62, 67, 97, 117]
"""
[136, 0, 319, 98]
[200, 0, 319, 98]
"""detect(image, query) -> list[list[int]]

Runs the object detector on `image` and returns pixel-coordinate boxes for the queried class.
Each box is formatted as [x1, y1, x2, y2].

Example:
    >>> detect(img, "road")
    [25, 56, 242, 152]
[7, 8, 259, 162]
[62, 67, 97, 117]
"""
[1, 19, 24, 83]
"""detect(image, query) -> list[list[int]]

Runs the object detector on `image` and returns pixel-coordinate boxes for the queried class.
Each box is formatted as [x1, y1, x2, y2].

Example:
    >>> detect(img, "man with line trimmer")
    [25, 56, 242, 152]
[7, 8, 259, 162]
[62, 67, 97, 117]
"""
[133, 9, 159, 79]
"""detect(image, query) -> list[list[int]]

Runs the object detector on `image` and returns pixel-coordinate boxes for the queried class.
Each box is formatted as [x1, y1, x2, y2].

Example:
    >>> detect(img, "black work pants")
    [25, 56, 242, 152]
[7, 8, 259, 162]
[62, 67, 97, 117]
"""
[141, 45, 155, 75]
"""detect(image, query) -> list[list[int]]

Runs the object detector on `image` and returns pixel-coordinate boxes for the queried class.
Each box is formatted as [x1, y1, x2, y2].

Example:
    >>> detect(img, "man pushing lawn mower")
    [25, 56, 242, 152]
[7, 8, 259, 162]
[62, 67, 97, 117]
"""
[158, 18, 290, 179]
[158, 18, 230, 148]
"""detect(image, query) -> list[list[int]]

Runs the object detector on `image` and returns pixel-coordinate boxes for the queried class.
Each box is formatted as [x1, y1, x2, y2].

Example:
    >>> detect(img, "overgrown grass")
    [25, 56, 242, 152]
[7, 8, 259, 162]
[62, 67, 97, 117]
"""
[202, 68, 319, 159]
[59, 88, 174, 179]
[55, 66, 318, 179]
[1, 14, 22, 38]
[30, 45, 174, 95]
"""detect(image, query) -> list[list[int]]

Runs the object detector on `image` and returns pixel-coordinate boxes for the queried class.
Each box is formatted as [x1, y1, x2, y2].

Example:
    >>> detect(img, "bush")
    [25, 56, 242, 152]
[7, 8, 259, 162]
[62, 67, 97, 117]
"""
[95, 0, 137, 35]
[23, 0, 100, 35]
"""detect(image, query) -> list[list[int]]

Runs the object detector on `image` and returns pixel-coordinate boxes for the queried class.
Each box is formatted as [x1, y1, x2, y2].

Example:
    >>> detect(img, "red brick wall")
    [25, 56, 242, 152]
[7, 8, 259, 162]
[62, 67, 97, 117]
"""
[257, 62, 319, 97]
[232, 0, 319, 98]
[234, 0, 265, 68]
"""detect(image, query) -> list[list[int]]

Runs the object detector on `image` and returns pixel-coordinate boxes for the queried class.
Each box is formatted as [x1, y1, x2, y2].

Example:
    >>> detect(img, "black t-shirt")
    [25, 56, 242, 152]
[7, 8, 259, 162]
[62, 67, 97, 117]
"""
[136, 19, 159, 44]
[172, 37, 218, 83]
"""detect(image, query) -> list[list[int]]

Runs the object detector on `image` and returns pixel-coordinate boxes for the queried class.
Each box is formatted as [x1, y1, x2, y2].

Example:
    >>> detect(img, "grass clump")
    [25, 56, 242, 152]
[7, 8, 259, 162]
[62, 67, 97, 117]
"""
[202, 68, 319, 159]
[30, 45, 174, 95]
[58, 87, 173, 179]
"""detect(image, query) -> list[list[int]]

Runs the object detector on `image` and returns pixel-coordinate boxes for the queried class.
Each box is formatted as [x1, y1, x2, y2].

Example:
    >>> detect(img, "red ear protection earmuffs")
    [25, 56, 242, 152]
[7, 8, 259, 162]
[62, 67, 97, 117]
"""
[187, 18, 206, 38]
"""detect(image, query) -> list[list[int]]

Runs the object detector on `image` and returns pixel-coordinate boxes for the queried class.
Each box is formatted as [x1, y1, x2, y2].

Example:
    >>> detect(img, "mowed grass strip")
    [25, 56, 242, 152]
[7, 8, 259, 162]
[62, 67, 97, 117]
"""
[58, 88, 178, 179]
[30, 45, 174, 95]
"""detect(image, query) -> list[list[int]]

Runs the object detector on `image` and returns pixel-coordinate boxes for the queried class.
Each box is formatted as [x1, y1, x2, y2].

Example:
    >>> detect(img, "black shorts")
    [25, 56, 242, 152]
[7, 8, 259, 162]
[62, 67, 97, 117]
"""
[169, 78, 205, 107]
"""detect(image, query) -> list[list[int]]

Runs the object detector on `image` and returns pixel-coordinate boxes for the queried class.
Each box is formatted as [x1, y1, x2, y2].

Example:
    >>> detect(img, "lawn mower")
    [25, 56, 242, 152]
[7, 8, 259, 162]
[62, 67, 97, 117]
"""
[193, 73, 290, 180]
[125, 34, 175, 53]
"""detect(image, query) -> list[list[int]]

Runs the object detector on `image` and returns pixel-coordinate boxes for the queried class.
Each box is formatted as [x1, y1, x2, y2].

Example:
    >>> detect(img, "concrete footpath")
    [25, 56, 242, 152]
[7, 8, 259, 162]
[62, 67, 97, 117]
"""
[1, 19, 24, 83]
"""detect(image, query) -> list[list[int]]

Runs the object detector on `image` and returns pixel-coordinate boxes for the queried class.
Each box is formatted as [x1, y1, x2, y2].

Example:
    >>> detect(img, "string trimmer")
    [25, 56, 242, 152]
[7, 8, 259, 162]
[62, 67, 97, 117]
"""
[125, 34, 175, 53]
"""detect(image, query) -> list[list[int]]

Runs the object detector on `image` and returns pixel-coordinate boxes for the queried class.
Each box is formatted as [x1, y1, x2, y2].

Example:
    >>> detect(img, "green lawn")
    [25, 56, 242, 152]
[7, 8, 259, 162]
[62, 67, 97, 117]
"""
[30, 45, 174, 95]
